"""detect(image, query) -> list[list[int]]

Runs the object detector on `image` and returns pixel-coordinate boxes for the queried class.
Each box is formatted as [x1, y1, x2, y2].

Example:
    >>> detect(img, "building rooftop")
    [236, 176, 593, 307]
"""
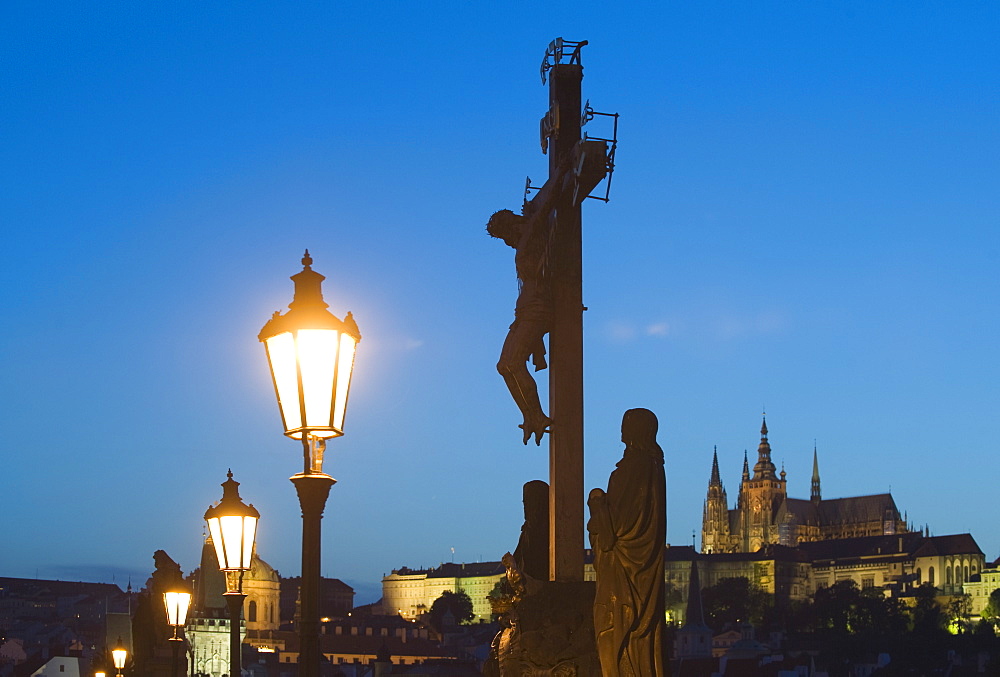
[426, 562, 504, 579]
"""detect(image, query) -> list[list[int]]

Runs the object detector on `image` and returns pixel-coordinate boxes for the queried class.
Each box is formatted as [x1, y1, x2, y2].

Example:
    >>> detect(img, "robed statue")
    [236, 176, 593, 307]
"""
[587, 408, 667, 677]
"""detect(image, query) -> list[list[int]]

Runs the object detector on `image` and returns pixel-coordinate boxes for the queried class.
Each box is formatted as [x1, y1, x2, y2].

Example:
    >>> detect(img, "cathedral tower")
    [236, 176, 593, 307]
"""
[701, 447, 731, 553]
[739, 416, 787, 552]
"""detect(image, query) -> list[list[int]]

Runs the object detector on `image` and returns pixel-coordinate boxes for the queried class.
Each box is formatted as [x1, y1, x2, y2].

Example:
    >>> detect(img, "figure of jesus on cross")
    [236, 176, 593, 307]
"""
[487, 169, 571, 446]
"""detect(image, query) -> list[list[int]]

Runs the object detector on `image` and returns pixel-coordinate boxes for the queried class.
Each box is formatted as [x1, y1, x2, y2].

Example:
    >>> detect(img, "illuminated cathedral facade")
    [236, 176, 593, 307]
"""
[701, 417, 909, 554]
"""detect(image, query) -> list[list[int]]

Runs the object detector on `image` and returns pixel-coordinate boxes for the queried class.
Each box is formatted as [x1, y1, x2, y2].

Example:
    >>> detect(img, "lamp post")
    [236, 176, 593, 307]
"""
[204, 471, 259, 677]
[111, 637, 127, 677]
[164, 585, 192, 677]
[259, 250, 360, 677]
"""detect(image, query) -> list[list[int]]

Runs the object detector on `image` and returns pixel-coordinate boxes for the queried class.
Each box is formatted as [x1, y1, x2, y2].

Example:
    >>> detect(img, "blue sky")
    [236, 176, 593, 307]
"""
[2, 2, 998, 604]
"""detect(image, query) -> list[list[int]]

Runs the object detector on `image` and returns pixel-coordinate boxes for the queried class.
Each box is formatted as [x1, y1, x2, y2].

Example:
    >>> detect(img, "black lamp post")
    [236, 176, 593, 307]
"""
[204, 471, 259, 677]
[259, 250, 361, 677]
[164, 586, 192, 677]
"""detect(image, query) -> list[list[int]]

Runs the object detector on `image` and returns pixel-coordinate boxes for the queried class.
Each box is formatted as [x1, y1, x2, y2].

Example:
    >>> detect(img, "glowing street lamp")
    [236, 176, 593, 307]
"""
[204, 471, 259, 677]
[163, 589, 192, 639]
[95, 672, 106, 677]
[163, 585, 191, 676]
[111, 637, 127, 677]
[259, 250, 360, 472]
[259, 251, 361, 677]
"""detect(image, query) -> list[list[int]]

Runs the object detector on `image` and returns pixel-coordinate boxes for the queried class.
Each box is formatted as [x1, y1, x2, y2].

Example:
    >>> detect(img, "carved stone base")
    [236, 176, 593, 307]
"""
[493, 581, 599, 677]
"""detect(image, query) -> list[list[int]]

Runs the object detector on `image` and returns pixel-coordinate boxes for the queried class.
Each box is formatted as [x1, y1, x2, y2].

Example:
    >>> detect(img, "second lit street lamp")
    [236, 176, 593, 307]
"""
[205, 471, 259, 677]
[111, 638, 127, 677]
[259, 250, 360, 677]
[163, 583, 191, 677]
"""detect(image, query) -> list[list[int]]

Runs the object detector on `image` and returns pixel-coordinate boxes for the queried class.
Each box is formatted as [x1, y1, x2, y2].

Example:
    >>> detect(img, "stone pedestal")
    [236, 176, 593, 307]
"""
[494, 581, 599, 677]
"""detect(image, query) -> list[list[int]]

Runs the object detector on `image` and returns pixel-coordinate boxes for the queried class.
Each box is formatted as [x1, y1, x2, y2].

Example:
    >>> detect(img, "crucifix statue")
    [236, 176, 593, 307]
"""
[487, 166, 572, 446]
[488, 38, 615, 583]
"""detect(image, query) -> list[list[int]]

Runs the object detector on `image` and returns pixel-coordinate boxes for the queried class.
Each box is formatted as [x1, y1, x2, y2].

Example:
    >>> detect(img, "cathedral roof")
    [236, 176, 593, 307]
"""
[816, 493, 899, 525]
[777, 498, 820, 526]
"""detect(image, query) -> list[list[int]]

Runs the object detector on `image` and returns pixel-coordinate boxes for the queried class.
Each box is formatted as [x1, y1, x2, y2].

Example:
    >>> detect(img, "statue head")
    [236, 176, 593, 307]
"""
[487, 209, 523, 246]
[621, 408, 659, 448]
[522, 480, 549, 521]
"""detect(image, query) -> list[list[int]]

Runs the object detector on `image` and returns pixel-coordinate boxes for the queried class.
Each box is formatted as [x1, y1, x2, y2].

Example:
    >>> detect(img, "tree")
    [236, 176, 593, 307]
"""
[663, 582, 684, 625]
[982, 588, 1000, 620]
[428, 589, 474, 630]
[809, 580, 907, 640]
[910, 583, 947, 637]
[701, 577, 770, 632]
[947, 593, 972, 633]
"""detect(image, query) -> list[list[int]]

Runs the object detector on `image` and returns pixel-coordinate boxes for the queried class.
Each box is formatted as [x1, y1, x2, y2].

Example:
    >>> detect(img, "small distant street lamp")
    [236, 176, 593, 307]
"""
[164, 585, 192, 677]
[95, 672, 106, 677]
[259, 250, 361, 677]
[204, 471, 259, 677]
[111, 637, 127, 677]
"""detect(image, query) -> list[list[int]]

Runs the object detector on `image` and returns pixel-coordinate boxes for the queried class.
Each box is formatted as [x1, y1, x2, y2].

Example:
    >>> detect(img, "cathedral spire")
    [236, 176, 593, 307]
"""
[752, 415, 777, 480]
[742, 450, 750, 482]
[709, 446, 722, 487]
[811, 442, 822, 503]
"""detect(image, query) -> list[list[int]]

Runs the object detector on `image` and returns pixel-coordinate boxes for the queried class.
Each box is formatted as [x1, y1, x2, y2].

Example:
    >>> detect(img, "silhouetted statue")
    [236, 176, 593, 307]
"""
[151, 550, 184, 589]
[512, 480, 550, 581]
[587, 408, 667, 677]
[133, 550, 188, 676]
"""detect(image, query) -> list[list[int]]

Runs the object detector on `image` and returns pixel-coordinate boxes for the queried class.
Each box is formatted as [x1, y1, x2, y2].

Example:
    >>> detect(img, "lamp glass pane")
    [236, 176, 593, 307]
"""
[265, 332, 301, 433]
[164, 592, 192, 626]
[241, 516, 258, 570]
[333, 333, 357, 431]
[219, 515, 250, 569]
[297, 329, 339, 430]
[112, 649, 126, 669]
[207, 518, 226, 568]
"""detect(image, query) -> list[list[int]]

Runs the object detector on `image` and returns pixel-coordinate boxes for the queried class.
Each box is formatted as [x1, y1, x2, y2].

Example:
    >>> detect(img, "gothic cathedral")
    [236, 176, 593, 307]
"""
[701, 417, 909, 554]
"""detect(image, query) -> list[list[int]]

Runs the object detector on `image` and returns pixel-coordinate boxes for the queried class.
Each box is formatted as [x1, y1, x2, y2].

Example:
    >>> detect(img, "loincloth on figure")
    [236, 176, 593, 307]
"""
[500, 313, 549, 372]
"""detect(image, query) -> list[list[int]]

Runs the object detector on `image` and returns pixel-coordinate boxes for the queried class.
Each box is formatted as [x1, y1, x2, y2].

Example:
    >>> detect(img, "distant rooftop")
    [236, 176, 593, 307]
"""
[389, 562, 505, 579]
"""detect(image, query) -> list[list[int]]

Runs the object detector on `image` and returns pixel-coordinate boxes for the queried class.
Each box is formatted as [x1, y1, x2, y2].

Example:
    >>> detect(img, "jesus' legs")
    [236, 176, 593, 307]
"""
[498, 320, 551, 445]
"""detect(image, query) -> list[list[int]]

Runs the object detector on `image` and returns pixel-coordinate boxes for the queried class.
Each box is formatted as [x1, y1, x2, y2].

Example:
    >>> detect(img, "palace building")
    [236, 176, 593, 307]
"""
[380, 562, 506, 622]
[702, 417, 908, 554]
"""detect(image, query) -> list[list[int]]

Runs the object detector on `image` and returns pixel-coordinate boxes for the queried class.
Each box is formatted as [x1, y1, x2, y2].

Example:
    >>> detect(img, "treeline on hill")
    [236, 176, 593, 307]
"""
[666, 578, 1000, 674]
